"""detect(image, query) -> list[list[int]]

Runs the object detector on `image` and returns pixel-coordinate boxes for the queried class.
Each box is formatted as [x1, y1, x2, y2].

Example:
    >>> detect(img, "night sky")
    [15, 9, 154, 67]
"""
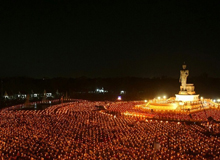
[0, 1, 219, 78]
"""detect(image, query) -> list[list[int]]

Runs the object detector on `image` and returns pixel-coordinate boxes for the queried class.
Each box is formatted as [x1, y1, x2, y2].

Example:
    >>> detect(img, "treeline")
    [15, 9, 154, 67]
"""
[0, 76, 220, 101]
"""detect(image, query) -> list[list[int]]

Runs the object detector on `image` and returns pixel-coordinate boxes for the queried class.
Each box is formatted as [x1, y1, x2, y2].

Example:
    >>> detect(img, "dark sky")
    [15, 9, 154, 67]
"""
[0, 1, 219, 78]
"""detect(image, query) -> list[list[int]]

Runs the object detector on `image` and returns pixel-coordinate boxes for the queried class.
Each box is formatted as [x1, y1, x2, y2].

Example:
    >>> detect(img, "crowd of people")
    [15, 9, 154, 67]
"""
[0, 100, 220, 159]
[107, 102, 220, 122]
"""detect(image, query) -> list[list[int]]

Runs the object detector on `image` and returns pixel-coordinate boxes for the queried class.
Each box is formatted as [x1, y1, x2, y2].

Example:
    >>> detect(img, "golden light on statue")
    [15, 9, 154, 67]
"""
[140, 63, 215, 111]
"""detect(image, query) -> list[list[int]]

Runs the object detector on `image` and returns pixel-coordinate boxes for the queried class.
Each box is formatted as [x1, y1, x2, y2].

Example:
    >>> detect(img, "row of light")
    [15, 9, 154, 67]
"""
[143, 96, 167, 103]
[212, 99, 220, 103]
[157, 96, 166, 100]
[201, 96, 220, 103]
[145, 119, 181, 124]
[145, 96, 220, 103]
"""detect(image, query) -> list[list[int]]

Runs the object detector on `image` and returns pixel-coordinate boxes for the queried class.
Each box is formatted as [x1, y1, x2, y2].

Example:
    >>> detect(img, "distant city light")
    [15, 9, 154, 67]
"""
[200, 97, 203, 100]
[144, 100, 147, 103]
[96, 87, 108, 93]
[217, 99, 220, 102]
[213, 99, 216, 102]
[163, 96, 166, 99]
[117, 96, 122, 100]
[120, 90, 125, 94]
[158, 97, 161, 100]
[46, 93, 52, 98]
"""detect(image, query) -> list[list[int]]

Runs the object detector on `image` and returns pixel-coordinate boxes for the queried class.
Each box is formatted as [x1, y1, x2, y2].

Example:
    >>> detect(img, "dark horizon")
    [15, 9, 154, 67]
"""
[0, 71, 211, 79]
[1, 75, 220, 100]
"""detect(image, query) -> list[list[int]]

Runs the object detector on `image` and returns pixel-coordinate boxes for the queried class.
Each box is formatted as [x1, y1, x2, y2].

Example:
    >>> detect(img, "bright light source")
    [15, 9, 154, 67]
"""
[144, 100, 147, 103]
[96, 87, 108, 93]
[158, 97, 161, 100]
[117, 96, 122, 100]
[217, 99, 220, 102]
[163, 96, 166, 99]
[176, 95, 199, 102]
[213, 99, 216, 102]
[200, 97, 203, 100]
[120, 90, 125, 94]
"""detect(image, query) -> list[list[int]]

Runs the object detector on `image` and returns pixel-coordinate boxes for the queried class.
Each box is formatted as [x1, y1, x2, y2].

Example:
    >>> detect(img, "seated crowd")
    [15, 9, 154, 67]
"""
[0, 101, 220, 159]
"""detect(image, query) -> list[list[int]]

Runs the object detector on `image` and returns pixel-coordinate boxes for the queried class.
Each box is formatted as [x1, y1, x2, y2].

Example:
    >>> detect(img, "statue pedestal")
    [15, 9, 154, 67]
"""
[176, 84, 198, 102]
[175, 94, 199, 102]
[178, 91, 188, 95]
[179, 84, 196, 95]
